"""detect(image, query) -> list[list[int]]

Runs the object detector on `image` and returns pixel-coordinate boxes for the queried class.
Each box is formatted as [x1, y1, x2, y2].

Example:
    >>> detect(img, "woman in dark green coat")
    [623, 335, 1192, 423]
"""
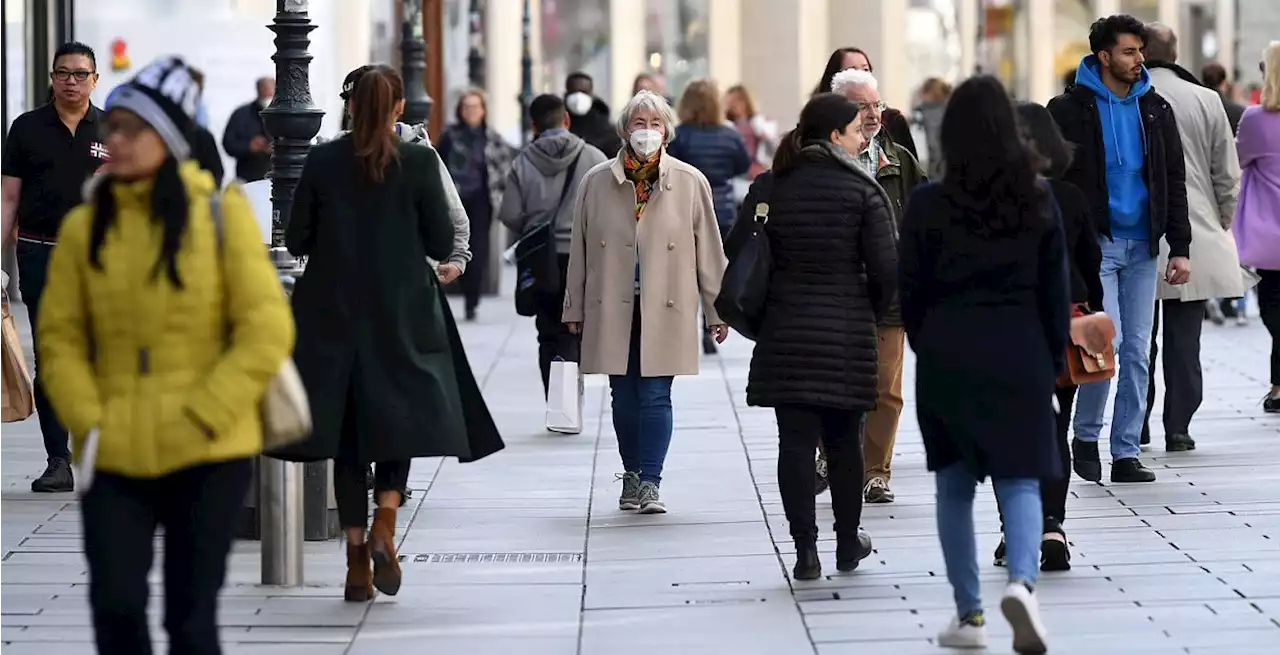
[273, 65, 503, 602]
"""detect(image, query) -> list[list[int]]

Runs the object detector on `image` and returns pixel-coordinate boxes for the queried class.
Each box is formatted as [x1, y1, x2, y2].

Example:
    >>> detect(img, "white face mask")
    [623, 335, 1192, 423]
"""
[629, 129, 663, 157]
[566, 92, 593, 116]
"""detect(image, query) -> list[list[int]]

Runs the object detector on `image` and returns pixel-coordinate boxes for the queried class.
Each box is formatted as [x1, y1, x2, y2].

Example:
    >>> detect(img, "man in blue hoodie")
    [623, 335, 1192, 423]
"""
[1048, 15, 1191, 484]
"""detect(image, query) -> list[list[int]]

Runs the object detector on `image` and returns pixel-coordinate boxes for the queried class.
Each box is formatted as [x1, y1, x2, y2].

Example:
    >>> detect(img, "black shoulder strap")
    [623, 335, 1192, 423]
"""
[210, 192, 224, 252]
[556, 152, 583, 207]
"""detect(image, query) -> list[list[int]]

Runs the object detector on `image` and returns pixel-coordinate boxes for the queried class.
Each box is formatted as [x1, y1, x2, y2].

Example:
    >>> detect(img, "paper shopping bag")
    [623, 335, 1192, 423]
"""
[2, 301, 34, 423]
[75, 428, 100, 497]
[545, 358, 584, 434]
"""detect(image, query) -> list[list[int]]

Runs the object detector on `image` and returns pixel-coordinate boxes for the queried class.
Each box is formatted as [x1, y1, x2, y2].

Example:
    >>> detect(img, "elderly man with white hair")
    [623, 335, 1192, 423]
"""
[563, 90, 729, 515]
[815, 67, 927, 505]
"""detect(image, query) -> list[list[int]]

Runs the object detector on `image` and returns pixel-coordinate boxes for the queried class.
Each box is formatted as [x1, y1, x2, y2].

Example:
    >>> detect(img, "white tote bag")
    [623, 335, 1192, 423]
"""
[545, 358, 584, 434]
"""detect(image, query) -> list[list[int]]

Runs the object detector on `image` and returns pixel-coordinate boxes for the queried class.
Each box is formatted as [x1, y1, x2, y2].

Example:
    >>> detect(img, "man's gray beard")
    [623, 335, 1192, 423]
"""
[860, 127, 881, 152]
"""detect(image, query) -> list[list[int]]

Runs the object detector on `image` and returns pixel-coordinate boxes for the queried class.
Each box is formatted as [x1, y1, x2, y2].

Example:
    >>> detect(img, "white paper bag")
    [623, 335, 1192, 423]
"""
[75, 427, 100, 497]
[545, 358, 584, 434]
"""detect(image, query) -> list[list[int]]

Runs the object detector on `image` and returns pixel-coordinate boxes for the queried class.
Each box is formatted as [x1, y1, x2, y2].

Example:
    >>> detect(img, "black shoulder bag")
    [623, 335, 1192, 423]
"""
[512, 153, 582, 317]
[714, 173, 773, 341]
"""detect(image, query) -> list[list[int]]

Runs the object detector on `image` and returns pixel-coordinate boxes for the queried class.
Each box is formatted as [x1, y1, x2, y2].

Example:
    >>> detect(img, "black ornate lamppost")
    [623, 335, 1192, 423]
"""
[467, 0, 486, 88]
[400, 0, 432, 126]
[520, 0, 533, 146]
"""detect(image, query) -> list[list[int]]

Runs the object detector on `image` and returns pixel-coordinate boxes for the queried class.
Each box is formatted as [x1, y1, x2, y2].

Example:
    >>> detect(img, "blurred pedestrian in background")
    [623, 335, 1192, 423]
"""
[276, 65, 503, 602]
[723, 84, 779, 196]
[1233, 41, 1280, 413]
[437, 88, 516, 321]
[734, 92, 895, 580]
[813, 47, 918, 160]
[222, 76, 273, 182]
[900, 75, 1067, 653]
[565, 72, 623, 156]
[912, 77, 951, 180]
[496, 94, 607, 394]
[1141, 23, 1244, 453]
[829, 68, 927, 505]
[187, 67, 225, 188]
[1201, 61, 1246, 134]
[37, 56, 294, 654]
[667, 78, 750, 355]
[563, 90, 728, 515]
[1, 41, 106, 493]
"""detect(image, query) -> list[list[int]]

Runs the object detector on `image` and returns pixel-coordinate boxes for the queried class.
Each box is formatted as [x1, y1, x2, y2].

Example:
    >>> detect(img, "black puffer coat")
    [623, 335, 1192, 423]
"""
[744, 143, 898, 411]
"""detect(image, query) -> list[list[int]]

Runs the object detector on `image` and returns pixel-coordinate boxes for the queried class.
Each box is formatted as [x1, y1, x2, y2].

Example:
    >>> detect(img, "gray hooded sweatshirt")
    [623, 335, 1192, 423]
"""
[496, 130, 608, 254]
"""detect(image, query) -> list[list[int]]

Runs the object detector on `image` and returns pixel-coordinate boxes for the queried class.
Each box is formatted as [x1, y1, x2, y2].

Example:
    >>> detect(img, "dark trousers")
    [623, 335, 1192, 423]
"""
[776, 405, 865, 543]
[332, 383, 410, 528]
[1258, 270, 1280, 386]
[1143, 299, 1205, 437]
[15, 240, 69, 460]
[460, 196, 492, 313]
[82, 459, 252, 655]
[535, 254, 580, 396]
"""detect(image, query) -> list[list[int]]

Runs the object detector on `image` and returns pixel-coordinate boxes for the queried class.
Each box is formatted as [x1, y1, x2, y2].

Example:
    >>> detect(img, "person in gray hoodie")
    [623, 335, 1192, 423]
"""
[497, 94, 608, 395]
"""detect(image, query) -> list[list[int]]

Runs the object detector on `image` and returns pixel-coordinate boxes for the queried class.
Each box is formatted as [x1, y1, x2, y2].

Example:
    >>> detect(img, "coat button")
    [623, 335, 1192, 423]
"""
[666, 300, 674, 307]
[597, 297, 603, 303]
[600, 240, 606, 247]
[665, 183, 673, 190]
[667, 243, 675, 250]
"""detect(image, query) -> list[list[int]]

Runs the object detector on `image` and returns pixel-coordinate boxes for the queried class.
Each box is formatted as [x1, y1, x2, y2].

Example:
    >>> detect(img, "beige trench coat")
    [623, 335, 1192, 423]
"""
[562, 152, 727, 377]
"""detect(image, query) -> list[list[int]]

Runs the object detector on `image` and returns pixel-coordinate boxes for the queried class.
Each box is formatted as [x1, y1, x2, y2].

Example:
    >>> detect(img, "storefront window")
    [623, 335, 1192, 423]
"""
[539, 0, 611, 99]
[643, 0, 708, 100]
[905, 0, 962, 102]
[4, 0, 28, 134]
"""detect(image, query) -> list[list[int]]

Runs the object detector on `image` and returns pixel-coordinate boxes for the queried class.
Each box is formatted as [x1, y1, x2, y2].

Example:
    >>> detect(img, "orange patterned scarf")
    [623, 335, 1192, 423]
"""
[622, 148, 660, 220]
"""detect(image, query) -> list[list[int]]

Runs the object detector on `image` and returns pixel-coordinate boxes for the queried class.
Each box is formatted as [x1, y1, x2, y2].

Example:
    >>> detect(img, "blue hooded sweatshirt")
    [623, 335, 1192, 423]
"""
[1074, 55, 1152, 240]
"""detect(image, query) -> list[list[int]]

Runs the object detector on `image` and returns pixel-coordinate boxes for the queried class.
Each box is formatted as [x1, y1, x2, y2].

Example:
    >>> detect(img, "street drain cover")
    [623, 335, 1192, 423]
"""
[397, 552, 583, 564]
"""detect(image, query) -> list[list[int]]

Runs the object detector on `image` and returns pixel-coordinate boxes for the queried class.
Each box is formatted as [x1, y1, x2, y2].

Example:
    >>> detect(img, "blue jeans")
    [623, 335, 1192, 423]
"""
[936, 463, 1041, 616]
[1073, 236, 1158, 461]
[609, 308, 674, 485]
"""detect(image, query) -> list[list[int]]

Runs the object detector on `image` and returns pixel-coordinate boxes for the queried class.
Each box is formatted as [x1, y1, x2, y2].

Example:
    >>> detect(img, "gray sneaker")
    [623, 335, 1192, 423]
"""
[637, 481, 666, 514]
[617, 472, 641, 510]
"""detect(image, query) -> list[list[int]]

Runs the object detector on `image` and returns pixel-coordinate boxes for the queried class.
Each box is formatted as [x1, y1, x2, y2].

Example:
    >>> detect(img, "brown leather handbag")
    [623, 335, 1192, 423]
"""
[1057, 307, 1117, 388]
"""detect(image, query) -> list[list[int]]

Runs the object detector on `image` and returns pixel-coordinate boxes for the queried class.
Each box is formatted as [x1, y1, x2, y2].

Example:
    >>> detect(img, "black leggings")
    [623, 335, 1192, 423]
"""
[999, 385, 1073, 532]
[82, 459, 252, 655]
[776, 405, 865, 543]
[1259, 270, 1280, 386]
[332, 383, 410, 528]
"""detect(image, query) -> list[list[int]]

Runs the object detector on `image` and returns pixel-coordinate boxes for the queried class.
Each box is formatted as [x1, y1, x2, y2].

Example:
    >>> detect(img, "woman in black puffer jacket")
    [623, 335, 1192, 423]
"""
[733, 93, 898, 581]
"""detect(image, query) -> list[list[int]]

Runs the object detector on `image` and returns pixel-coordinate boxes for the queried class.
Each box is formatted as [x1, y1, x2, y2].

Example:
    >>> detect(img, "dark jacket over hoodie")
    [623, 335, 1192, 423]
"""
[1047, 56, 1190, 258]
[667, 123, 752, 231]
[569, 97, 623, 157]
[222, 99, 271, 182]
[496, 130, 609, 253]
[742, 143, 898, 411]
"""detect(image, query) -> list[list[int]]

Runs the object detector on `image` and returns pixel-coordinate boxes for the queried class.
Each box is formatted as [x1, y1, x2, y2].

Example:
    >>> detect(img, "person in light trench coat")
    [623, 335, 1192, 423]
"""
[562, 90, 728, 515]
[1142, 36, 1251, 448]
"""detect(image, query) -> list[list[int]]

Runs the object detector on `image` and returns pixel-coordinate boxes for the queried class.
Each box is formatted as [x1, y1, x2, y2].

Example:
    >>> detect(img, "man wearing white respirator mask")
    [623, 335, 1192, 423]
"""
[565, 72, 622, 156]
[562, 90, 728, 515]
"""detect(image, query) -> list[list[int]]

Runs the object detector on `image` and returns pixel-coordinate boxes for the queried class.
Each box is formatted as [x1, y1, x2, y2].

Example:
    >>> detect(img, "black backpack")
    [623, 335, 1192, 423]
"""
[511, 153, 581, 317]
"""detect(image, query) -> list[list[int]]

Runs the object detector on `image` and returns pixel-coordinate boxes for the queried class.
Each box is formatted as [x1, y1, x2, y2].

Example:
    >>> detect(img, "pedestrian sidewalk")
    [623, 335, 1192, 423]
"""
[3, 283, 1279, 654]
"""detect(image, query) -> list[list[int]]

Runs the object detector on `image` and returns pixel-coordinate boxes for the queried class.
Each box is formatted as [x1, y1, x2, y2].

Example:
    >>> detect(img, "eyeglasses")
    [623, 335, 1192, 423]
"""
[859, 101, 888, 115]
[52, 69, 95, 83]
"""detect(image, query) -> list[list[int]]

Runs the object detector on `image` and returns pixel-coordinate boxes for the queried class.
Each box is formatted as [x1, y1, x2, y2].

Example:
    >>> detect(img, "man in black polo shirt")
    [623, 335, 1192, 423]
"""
[1, 41, 109, 492]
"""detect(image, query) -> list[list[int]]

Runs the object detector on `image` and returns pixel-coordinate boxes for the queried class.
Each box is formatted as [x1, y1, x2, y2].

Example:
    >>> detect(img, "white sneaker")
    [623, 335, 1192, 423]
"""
[937, 612, 988, 649]
[1001, 582, 1048, 654]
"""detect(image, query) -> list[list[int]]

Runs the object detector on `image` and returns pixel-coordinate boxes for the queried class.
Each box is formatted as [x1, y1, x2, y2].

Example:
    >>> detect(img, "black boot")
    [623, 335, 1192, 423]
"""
[1040, 519, 1071, 572]
[1071, 438, 1102, 482]
[31, 457, 74, 493]
[836, 528, 873, 572]
[1165, 432, 1196, 452]
[793, 540, 821, 581]
[1111, 457, 1156, 483]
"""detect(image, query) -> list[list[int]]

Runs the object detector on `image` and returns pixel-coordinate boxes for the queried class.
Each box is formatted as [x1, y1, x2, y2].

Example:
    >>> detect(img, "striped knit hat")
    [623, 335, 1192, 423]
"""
[105, 56, 201, 160]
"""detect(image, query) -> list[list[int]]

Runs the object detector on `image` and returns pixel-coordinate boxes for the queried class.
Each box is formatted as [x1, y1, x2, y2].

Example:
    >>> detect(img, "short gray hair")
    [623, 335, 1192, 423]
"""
[616, 90, 678, 145]
[830, 68, 878, 95]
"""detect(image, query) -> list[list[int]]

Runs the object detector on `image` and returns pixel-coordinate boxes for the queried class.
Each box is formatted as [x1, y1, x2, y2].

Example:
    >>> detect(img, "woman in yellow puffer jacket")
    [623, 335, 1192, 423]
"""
[36, 57, 294, 655]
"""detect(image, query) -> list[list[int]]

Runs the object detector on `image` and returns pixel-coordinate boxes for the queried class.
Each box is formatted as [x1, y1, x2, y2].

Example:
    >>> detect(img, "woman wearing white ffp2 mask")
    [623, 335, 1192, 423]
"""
[561, 90, 729, 516]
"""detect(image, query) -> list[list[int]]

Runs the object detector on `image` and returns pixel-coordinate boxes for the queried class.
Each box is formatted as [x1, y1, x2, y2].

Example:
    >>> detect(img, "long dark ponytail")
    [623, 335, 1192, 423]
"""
[350, 64, 403, 182]
[89, 156, 190, 287]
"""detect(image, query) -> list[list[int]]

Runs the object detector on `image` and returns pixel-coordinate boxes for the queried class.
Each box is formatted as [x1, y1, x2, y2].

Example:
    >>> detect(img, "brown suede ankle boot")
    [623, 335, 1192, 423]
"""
[368, 507, 402, 596]
[344, 542, 375, 602]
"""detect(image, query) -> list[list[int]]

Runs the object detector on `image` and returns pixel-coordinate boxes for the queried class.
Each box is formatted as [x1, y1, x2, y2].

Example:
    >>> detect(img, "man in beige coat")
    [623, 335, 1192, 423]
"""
[563, 90, 728, 515]
[1143, 24, 1247, 450]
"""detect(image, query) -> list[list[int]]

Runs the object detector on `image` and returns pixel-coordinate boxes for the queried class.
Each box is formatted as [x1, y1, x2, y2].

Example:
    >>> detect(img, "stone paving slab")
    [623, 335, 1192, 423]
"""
[3, 288, 1280, 654]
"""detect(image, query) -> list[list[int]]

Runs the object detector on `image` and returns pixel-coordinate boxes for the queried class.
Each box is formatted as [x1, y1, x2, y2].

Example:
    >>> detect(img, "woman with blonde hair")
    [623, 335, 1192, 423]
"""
[563, 90, 728, 514]
[724, 83, 779, 183]
[1234, 41, 1280, 412]
[667, 79, 750, 354]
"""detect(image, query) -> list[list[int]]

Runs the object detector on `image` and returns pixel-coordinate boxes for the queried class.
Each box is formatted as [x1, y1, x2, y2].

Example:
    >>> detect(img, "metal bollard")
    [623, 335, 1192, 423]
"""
[259, 456, 305, 585]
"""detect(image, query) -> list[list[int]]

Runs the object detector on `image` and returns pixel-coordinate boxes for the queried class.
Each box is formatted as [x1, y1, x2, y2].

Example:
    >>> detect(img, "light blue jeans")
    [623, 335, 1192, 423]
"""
[1073, 236, 1158, 461]
[936, 463, 1041, 616]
